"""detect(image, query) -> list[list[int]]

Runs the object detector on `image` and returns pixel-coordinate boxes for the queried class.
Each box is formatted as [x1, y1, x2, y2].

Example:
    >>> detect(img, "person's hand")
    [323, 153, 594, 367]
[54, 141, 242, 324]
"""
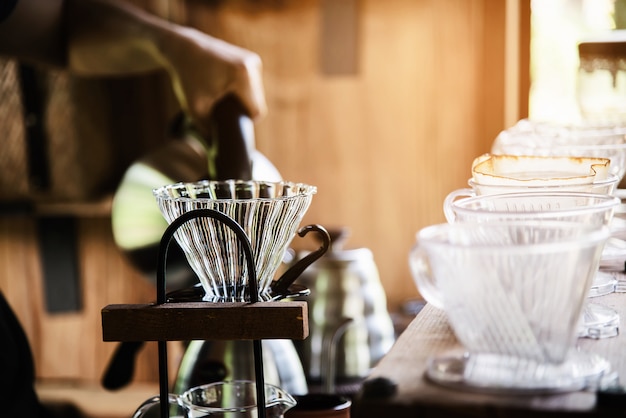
[163, 26, 267, 127]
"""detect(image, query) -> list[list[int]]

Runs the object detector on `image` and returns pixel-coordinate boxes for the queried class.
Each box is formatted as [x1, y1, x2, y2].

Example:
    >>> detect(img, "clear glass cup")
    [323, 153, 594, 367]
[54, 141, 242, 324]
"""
[466, 173, 620, 196]
[491, 119, 626, 181]
[442, 190, 621, 339]
[409, 221, 612, 393]
[471, 154, 611, 187]
[443, 191, 619, 225]
[153, 180, 317, 302]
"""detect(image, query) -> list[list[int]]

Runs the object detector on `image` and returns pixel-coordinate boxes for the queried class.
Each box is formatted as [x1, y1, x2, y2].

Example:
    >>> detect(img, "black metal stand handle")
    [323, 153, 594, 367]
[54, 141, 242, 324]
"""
[155, 208, 265, 418]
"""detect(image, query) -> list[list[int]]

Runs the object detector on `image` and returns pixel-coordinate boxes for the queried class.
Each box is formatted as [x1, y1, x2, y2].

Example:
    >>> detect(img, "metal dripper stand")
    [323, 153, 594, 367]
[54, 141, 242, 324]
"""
[101, 209, 328, 418]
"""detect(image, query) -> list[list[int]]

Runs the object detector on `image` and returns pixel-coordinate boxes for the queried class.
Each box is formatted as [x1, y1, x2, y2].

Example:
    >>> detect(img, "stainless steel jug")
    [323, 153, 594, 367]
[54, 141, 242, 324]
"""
[173, 339, 309, 396]
[292, 228, 396, 387]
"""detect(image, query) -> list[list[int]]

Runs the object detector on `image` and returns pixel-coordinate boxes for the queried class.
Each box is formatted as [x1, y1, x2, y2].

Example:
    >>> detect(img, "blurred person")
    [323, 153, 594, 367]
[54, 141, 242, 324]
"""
[0, 0, 267, 135]
[0, 0, 267, 416]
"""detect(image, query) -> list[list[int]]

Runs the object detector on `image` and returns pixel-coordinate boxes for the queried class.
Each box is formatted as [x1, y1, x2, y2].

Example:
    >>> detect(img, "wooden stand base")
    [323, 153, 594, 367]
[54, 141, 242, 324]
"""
[101, 301, 308, 342]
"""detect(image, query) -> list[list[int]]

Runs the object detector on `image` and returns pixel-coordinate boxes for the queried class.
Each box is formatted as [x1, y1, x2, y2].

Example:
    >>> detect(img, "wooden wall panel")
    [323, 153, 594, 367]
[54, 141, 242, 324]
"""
[183, 0, 511, 310]
[0, 214, 182, 383]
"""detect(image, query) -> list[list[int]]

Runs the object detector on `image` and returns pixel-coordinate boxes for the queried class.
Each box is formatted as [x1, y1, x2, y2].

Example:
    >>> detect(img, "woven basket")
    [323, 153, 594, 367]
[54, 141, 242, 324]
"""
[0, 60, 173, 204]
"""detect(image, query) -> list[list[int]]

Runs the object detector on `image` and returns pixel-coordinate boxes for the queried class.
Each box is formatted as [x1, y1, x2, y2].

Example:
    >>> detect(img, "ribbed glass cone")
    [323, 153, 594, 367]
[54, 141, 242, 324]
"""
[153, 180, 316, 301]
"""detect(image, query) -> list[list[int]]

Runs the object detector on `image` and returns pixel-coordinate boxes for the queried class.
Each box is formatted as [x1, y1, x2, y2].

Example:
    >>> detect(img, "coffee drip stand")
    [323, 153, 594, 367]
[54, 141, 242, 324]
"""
[101, 208, 329, 418]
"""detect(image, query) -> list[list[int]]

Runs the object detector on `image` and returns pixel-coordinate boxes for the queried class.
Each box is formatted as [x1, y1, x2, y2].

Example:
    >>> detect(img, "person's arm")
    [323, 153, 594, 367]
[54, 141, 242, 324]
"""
[0, 0, 266, 124]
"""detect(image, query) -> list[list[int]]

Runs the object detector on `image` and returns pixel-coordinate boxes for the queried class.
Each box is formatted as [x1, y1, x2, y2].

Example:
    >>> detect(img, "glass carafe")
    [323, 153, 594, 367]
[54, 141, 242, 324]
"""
[132, 380, 296, 418]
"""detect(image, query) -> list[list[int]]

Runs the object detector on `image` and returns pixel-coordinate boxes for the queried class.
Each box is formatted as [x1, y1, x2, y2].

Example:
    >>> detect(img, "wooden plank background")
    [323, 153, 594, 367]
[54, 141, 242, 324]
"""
[185, 0, 514, 309]
[0, 0, 524, 389]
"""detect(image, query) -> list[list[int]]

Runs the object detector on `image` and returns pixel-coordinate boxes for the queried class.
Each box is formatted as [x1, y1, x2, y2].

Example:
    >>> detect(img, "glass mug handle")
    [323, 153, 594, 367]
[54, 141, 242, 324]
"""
[408, 244, 444, 309]
[132, 395, 184, 418]
[442, 188, 475, 223]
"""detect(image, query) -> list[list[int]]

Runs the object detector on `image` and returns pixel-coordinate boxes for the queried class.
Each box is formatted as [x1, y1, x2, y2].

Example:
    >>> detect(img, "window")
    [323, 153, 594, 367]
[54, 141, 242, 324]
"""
[530, 0, 619, 122]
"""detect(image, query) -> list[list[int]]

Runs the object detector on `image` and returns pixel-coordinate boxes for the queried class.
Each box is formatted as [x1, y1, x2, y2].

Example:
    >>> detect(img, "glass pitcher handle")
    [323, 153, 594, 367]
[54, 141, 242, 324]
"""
[408, 244, 444, 309]
[443, 188, 475, 223]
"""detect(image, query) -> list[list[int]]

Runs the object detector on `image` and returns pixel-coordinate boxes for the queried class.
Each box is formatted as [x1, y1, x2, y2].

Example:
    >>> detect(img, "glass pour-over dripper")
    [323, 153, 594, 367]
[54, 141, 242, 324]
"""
[153, 180, 324, 302]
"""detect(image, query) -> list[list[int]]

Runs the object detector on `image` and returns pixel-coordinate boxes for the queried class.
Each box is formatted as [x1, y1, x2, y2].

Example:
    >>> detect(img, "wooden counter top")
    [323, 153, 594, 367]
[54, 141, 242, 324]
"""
[352, 292, 626, 417]
[36, 381, 159, 418]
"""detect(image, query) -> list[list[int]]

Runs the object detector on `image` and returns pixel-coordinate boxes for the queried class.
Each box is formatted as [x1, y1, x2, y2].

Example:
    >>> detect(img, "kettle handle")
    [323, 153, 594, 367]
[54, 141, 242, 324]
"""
[270, 224, 331, 296]
[208, 94, 255, 180]
[185, 93, 255, 180]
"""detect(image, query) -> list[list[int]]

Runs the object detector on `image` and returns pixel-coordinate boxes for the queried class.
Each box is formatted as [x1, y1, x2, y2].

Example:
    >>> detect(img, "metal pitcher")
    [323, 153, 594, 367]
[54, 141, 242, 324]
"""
[173, 339, 308, 396]
[292, 228, 396, 388]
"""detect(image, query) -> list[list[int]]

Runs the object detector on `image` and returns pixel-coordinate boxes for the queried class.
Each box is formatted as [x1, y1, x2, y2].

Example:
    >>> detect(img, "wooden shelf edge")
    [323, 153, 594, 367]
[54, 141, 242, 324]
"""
[35, 195, 113, 217]
[101, 301, 309, 342]
[0, 195, 114, 218]
[36, 381, 159, 418]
